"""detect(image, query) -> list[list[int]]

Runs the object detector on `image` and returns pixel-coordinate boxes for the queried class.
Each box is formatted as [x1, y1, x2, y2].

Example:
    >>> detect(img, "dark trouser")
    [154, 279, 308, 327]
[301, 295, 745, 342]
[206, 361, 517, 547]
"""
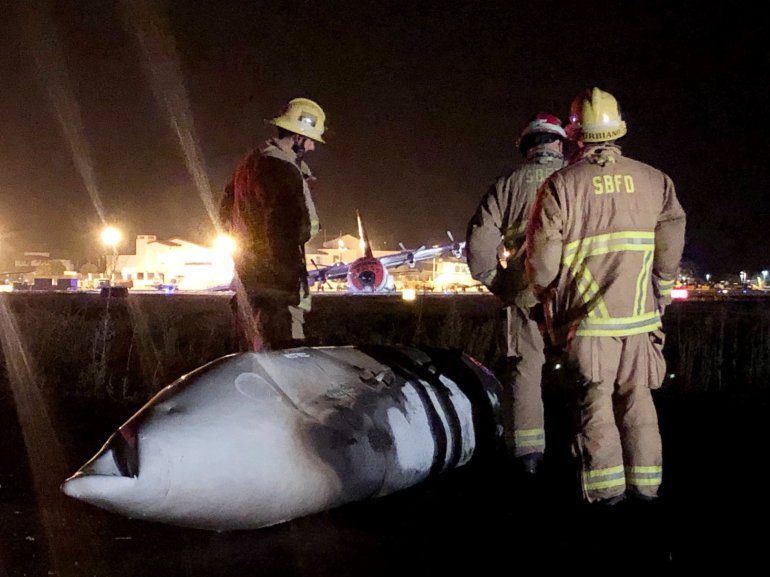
[230, 291, 305, 352]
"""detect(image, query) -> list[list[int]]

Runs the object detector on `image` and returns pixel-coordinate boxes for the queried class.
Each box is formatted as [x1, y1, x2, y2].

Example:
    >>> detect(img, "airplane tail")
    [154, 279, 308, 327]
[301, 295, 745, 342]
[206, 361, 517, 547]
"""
[356, 210, 374, 259]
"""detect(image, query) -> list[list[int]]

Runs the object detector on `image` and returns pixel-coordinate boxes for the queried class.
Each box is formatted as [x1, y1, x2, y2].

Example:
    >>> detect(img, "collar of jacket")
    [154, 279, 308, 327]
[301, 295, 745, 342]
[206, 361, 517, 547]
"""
[262, 139, 315, 181]
[526, 146, 564, 164]
[579, 143, 623, 166]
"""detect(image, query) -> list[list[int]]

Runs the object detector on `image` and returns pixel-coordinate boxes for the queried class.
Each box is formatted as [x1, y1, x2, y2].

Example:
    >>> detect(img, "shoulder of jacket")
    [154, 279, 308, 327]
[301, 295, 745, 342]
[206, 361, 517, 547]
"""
[619, 155, 670, 178]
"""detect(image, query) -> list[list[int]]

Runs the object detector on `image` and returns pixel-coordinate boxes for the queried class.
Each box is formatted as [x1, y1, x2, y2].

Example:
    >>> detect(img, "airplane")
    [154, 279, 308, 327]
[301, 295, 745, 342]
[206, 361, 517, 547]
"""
[307, 210, 466, 293]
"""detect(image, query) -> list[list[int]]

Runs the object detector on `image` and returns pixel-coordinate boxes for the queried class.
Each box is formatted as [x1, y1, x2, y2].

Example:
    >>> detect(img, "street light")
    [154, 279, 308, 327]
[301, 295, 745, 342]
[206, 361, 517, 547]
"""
[101, 226, 122, 284]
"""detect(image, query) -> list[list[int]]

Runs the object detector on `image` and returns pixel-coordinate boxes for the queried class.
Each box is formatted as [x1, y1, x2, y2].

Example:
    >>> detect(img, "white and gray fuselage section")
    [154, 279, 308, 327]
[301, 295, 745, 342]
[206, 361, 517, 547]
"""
[61, 345, 501, 531]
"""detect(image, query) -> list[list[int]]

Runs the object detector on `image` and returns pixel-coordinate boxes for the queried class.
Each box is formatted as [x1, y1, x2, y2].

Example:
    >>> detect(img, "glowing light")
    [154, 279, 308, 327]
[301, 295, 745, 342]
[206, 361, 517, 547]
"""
[671, 288, 689, 300]
[101, 226, 121, 249]
[213, 234, 236, 255]
[554, 363, 562, 370]
[402, 288, 416, 302]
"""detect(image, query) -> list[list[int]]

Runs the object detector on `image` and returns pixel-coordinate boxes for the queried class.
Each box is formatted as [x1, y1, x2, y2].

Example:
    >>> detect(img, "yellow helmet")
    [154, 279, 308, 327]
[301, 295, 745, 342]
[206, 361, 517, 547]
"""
[568, 87, 626, 142]
[269, 97, 327, 143]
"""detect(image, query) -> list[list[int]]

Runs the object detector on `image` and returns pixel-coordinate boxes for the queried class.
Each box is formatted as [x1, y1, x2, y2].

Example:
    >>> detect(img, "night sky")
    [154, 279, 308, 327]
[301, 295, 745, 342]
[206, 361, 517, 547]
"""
[1, 0, 767, 276]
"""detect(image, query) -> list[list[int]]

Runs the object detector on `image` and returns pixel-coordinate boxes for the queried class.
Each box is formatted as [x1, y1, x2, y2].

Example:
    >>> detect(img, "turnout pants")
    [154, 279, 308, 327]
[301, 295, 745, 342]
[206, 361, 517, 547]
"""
[231, 290, 306, 352]
[504, 305, 546, 458]
[568, 332, 666, 503]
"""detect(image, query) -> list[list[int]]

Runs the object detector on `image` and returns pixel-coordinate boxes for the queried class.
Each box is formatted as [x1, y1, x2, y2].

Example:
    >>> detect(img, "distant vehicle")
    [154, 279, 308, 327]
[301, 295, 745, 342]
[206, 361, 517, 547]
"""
[153, 282, 179, 293]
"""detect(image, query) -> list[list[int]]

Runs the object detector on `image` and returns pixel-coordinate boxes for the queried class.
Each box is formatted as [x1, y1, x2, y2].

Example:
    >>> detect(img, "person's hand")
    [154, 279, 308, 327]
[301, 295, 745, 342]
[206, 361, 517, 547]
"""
[513, 286, 539, 312]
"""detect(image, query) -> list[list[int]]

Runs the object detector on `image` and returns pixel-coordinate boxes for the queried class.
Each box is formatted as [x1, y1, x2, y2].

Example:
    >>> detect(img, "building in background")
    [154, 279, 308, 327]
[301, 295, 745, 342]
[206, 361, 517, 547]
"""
[115, 235, 234, 291]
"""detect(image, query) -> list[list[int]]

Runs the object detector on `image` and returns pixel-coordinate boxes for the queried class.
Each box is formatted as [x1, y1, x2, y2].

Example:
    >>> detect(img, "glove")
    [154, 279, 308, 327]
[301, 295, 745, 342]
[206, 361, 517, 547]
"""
[513, 286, 539, 312]
[488, 263, 528, 306]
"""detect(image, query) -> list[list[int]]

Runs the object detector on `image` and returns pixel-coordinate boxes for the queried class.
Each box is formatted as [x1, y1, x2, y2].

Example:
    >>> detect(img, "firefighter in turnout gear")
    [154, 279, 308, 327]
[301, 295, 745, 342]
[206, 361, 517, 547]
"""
[220, 97, 325, 352]
[526, 88, 686, 504]
[466, 113, 567, 475]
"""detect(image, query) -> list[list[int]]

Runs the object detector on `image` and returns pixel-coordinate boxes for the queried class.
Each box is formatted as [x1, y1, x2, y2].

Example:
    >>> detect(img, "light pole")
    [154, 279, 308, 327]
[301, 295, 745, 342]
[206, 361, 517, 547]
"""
[337, 238, 345, 263]
[101, 226, 121, 285]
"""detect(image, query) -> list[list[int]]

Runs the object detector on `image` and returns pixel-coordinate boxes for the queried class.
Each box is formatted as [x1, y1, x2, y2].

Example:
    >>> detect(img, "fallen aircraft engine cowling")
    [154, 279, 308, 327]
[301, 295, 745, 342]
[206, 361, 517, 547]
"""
[61, 345, 503, 531]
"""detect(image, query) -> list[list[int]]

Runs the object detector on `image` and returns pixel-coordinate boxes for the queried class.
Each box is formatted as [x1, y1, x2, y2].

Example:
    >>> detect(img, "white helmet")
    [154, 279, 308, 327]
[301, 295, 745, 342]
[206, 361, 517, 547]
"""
[516, 113, 566, 154]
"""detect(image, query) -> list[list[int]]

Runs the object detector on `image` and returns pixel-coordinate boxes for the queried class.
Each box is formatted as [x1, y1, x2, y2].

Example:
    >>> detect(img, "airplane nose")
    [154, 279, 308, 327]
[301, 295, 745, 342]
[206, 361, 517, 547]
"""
[112, 422, 140, 477]
[71, 421, 140, 480]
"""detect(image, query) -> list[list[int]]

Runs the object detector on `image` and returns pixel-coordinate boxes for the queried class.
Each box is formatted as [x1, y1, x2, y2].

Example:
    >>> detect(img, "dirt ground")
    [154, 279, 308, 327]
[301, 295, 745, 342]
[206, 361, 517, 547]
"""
[1, 294, 769, 575]
[1, 380, 768, 576]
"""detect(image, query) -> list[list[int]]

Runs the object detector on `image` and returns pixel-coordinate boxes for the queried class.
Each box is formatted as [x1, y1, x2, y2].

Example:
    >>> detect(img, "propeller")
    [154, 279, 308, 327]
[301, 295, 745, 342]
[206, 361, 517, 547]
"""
[399, 242, 426, 267]
[310, 259, 334, 291]
[446, 231, 464, 258]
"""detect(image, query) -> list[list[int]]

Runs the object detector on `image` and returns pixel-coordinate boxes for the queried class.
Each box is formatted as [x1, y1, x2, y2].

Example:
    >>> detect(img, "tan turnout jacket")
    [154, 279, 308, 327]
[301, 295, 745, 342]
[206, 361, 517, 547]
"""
[527, 144, 686, 345]
[467, 148, 565, 306]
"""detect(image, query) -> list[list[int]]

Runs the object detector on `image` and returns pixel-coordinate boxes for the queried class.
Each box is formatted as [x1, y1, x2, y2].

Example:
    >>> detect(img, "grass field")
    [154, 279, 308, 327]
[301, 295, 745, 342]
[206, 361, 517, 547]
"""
[1, 292, 769, 575]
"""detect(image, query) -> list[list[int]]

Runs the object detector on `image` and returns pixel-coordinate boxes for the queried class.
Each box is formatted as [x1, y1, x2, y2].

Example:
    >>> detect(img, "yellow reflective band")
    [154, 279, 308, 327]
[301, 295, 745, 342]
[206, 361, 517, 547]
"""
[657, 279, 674, 297]
[514, 428, 545, 449]
[584, 478, 627, 490]
[577, 312, 661, 337]
[565, 231, 656, 253]
[626, 465, 662, 473]
[567, 243, 653, 265]
[564, 240, 653, 267]
[564, 231, 655, 265]
[579, 311, 660, 324]
[514, 428, 544, 438]
[626, 465, 662, 487]
[635, 250, 654, 316]
[563, 231, 659, 336]
[627, 478, 662, 487]
[574, 264, 609, 319]
[584, 465, 624, 478]
[582, 465, 625, 491]
[517, 439, 546, 448]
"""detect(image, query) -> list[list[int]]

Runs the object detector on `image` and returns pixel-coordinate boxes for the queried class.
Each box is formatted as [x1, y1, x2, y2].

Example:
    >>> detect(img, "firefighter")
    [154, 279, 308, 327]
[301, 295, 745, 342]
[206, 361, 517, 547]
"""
[526, 88, 686, 505]
[466, 113, 567, 475]
[219, 97, 326, 351]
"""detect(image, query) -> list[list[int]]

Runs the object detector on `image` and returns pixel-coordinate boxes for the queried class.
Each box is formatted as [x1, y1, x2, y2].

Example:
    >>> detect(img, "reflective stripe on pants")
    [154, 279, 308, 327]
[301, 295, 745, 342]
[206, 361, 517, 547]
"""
[569, 333, 663, 502]
[504, 305, 546, 458]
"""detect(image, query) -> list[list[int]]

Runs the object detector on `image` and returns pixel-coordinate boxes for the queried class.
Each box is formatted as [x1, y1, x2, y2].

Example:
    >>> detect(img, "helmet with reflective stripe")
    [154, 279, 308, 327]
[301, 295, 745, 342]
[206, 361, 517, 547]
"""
[269, 97, 327, 143]
[519, 113, 567, 140]
[516, 113, 566, 155]
[568, 87, 626, 143]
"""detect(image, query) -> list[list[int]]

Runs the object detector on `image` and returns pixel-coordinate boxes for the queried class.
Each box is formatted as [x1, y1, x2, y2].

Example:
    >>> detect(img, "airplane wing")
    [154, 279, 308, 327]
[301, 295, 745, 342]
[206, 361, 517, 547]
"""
[377, 237, 467, 270]
[307, 261, 350, 285]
